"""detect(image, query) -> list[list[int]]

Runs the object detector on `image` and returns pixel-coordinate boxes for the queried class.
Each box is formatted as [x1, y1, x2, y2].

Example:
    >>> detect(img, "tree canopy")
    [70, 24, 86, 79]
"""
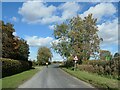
[37, 46, 52, 65]
[52, 14, 102, 63]
[1, 21, 29, 61]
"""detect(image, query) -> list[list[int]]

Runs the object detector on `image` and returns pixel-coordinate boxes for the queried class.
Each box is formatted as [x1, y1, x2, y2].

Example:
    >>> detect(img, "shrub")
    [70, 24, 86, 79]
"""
[94, 65, 99, 73]
[78, 65, 95, 73]
[89, 60, 109, 67]
[99, 66, 104, 75]
[32, 60, 37, 66]
[79, 57, 120, 79]
[64, 60, 74, 68]
[1, 58, 32, 77]
[105, 65, 111, 75]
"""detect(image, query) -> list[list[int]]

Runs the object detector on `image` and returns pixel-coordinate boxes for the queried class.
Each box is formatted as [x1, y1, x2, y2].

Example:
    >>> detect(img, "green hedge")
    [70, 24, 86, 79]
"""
[78, 57, 120, 79]
[64, 60, 74, 68]
[0, 58, 32, 77]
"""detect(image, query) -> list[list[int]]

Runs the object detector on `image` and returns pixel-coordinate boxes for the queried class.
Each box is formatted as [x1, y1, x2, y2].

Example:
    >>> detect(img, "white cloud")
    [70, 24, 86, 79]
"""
[25, 36, 53, 47]
[41, 16, 60, 24]
[50, 39, 60, 45]
[18, 1, 80, 24]
[80, 3, 117, 22]
[12, 32, 17, 36]
[59, 2, 80, 21]
[48, 24, 56, 30]
[18, 2, 117, 26]
[18, 1, 56, 24]
[10, 16, 19, 22]
[98, 18, 118, 47]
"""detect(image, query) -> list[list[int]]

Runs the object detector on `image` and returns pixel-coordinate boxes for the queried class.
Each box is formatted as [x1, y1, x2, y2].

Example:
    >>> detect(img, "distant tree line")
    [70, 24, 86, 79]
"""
[1, 21, 29, 61]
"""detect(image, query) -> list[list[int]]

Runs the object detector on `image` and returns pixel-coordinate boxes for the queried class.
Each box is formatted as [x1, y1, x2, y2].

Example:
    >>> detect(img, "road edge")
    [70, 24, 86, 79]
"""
[59, 68, 95, 88]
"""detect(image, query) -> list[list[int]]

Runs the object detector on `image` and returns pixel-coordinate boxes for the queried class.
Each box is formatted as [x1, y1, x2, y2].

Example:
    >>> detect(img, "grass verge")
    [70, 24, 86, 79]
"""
[1, 66, 43, 89]
[0, 79, 2, 90]
[62, 68, 120, 90]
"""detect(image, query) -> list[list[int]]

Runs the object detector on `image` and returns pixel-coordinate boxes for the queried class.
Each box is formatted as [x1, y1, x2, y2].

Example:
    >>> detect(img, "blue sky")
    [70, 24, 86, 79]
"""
[1, 1, 119, 61]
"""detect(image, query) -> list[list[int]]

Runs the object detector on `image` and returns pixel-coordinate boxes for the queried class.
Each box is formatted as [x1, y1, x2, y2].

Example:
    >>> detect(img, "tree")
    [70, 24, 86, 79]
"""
[2, 21, 15, 59]
[13, 37, 29, 61]
[114, 52, 120, 58]
[0, 21, 2, 58]
[37, 47, 52, 65]
[52, 14, 102, 63]
[1, 21, 29, 61]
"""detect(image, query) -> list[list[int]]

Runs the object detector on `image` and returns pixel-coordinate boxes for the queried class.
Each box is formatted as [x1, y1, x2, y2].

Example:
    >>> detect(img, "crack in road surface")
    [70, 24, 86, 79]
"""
[18, 64, 95, 88]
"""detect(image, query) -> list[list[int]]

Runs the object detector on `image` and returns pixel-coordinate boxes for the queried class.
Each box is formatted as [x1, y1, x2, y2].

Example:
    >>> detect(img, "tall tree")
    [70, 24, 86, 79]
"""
[13, 37, 29, 60]
[0, 21, 2, 58]
[2, 21, 15, 58]
[1, 21, 29, 61]
[52, 14, 102, 63]
[37, 47, 52, 65]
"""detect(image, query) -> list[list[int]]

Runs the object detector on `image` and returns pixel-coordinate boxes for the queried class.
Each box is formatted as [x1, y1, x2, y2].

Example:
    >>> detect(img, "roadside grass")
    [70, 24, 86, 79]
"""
[62, 68, 120, 90]
[0, 79, 2, 90]
[1, 66, 43, 89]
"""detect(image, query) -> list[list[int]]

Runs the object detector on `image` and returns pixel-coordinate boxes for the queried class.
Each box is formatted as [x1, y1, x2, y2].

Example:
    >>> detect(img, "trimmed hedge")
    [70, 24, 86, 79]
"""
[78, 57, 120, 79]
[0, 58, 32, 77]
[78, 65, 95, 73]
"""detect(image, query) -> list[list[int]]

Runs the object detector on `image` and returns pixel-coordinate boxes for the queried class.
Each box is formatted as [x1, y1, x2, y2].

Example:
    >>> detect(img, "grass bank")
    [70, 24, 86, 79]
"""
[62, 68, 119, 90]
[2, 66, 43, 89]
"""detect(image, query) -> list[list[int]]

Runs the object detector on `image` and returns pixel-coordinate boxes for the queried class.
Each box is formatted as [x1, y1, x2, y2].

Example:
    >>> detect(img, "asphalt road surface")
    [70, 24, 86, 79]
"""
[18, 64, 94, 88]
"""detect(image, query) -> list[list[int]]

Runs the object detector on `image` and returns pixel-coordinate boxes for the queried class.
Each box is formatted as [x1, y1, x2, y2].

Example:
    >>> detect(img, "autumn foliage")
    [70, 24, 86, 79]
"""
[0, 21, 31, 77]
[1, 21, 29, 61]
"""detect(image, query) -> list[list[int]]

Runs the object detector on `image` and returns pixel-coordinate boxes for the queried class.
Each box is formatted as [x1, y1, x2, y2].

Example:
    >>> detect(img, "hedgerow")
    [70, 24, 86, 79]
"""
[78, 57, 120, 80]
[0, 58, 32, 77]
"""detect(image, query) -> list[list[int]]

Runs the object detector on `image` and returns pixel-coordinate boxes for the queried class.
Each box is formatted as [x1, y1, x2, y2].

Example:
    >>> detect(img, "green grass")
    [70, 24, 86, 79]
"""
[0, 79, 2, 90]
[1, 66, 43, 89]
[62, 68, 120, 90]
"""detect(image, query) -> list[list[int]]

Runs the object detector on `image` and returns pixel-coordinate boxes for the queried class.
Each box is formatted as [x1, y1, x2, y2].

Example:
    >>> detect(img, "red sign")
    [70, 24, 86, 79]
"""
[74, 56, 78, 61]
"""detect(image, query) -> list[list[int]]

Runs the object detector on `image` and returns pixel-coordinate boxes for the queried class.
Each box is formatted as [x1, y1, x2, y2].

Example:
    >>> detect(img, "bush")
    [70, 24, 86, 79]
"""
[1, 58, 32, 77]
[105, 65, 111, 75]
[78, 57, 120, 79]
[78, 65, 95, 73]
[99, 66, 104, 75]
[87, 60, 109, 67]
[64, 60, 74, 68]
[32, 60, 38, 66]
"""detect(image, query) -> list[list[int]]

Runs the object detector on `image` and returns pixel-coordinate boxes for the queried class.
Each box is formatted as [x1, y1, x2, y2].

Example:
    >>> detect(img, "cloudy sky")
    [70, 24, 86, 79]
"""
[1, 1, 119, 61]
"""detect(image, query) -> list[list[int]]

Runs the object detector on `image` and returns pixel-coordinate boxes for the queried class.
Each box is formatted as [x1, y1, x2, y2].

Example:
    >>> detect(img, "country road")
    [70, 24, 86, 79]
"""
[18, 64, 95, 88]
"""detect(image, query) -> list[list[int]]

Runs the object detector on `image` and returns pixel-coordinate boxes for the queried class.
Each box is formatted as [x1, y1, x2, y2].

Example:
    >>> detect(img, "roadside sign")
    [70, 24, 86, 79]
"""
[74, 56, 78, 71]
[74, 56, 78, 61]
